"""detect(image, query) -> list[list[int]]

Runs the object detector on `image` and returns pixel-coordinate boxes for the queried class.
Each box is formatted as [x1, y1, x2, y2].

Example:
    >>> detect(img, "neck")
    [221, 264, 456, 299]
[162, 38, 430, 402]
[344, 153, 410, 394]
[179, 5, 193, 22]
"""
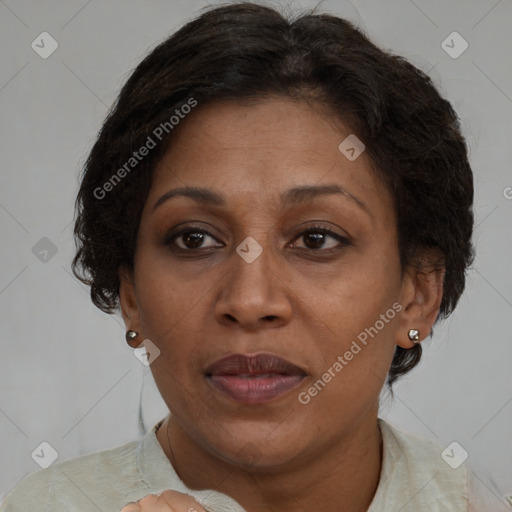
[156, 411, 383, 512]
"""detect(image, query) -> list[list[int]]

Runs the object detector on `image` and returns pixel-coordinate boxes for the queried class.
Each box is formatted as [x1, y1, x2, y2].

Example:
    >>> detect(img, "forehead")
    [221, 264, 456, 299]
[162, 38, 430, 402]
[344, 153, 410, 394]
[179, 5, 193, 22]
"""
[148, 97, 391, 216]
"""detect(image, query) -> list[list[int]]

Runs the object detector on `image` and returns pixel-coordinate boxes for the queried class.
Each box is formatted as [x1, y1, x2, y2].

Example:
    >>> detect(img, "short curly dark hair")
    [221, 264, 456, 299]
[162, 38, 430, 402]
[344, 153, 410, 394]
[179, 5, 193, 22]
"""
[72, 2, 474, 387]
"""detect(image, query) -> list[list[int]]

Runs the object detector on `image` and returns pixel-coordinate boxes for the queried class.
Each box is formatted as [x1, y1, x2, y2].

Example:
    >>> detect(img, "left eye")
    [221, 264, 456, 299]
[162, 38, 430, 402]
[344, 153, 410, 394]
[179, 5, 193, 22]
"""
[292, 228, 349, 250]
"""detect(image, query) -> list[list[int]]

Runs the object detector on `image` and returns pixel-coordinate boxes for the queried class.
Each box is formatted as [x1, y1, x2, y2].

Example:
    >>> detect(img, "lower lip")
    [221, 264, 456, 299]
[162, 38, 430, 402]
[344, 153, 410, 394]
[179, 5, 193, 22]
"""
[207, 374, 305, 404]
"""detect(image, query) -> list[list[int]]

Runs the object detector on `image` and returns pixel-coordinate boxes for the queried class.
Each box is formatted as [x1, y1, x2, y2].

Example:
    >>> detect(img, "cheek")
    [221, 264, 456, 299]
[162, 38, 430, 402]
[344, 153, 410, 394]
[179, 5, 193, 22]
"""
[133, 275, 198, 391]
[298, 286, 400, 417]
[134, 265, 208, 412]
[316, 247, 401, 332]
[301, 246, 401, 386]
[135, 249, 202, 336]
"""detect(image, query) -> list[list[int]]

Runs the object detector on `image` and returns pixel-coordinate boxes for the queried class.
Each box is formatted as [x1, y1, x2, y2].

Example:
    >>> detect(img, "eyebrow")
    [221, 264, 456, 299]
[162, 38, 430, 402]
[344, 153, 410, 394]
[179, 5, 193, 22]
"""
[152, 184, 370, 216]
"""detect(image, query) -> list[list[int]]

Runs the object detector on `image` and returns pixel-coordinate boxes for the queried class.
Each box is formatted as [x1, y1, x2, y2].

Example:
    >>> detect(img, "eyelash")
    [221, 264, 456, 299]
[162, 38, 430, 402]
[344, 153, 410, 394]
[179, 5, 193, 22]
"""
[164, 225, 351, 253]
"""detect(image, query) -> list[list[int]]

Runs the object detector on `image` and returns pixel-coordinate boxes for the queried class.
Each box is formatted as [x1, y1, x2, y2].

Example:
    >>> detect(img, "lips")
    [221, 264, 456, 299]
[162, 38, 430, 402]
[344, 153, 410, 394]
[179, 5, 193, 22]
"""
[205, 353, 307, 404]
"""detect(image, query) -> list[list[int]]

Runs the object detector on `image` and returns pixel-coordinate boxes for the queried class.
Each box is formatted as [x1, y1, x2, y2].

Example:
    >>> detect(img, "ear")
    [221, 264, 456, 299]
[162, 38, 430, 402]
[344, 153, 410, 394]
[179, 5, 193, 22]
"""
[119, 266, 142, 348]
[396, 257, 445, 349]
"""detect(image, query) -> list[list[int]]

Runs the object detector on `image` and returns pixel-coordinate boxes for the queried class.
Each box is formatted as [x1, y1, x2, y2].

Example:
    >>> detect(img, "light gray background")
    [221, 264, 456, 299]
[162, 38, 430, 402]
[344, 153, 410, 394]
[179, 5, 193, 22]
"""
[1, 0, 511, 505]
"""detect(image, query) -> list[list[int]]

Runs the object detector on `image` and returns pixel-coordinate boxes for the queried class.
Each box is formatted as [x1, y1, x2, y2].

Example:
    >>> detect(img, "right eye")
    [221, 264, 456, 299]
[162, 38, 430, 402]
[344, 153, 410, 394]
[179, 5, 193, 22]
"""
[165, 227, 224, 251]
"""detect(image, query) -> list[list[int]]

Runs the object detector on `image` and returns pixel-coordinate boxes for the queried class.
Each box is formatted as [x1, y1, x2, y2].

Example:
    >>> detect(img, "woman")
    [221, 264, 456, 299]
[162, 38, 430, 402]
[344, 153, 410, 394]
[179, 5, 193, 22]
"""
[0, 2, 499, 511]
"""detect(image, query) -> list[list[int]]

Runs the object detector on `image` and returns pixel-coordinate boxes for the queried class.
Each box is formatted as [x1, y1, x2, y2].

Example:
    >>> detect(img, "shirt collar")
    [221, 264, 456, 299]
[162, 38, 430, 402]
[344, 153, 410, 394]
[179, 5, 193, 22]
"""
[136, 417, 247, 511]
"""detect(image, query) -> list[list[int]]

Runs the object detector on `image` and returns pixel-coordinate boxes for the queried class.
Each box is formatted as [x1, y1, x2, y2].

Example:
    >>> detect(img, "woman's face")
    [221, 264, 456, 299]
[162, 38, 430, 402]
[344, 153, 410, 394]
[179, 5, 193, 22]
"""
[121, 97, 416, 467]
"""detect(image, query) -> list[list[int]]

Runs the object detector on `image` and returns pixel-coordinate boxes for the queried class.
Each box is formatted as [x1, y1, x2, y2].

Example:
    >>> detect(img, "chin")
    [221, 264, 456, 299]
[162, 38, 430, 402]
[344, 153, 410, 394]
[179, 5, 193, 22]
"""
[199, 420, 306, 470]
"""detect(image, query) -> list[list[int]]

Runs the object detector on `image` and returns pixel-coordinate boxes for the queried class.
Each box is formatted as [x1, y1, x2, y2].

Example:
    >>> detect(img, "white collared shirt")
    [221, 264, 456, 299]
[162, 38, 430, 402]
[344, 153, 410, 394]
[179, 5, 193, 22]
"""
[0, 418, 503, 511]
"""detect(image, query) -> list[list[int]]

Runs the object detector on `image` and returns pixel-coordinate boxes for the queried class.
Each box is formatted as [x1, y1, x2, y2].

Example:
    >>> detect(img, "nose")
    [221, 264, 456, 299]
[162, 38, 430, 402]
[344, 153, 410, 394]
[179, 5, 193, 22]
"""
[213, 239, 293, 331]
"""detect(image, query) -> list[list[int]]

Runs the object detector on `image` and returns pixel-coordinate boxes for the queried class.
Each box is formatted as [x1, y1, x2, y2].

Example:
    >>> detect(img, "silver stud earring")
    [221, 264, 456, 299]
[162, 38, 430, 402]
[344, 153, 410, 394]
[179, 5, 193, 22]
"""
[126, 330, 138, 343]
[408, 329, 420, 343]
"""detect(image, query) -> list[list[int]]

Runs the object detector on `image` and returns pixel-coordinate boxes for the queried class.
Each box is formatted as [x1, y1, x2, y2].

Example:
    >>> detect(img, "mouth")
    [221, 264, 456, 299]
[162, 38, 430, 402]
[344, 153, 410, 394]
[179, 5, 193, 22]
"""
[204, 353, 307, 405]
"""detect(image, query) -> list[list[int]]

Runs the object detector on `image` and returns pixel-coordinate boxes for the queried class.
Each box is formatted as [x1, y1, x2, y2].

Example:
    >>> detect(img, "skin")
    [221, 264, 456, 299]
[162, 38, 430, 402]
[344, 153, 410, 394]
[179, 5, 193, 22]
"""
[120, 491, 208, 511]
[119, 96, 444, 512]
